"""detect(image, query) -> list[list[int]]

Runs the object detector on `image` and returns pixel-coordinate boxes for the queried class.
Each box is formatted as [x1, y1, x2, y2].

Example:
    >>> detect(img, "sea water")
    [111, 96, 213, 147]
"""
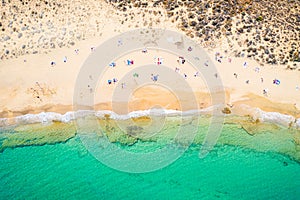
[0, 120, 300, 199]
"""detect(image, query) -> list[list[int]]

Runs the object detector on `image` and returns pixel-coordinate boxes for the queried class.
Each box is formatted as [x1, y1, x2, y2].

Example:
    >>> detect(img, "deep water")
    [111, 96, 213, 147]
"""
[1, 135, 300, 200]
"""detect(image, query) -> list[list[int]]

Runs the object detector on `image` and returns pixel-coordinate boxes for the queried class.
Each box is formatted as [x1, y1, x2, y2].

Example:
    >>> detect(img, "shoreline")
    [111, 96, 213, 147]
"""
[0, 100, 299, 130]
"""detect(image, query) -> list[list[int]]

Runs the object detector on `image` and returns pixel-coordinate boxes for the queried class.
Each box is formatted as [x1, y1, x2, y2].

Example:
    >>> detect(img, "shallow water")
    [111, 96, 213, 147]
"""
[1, 125, 300, 199]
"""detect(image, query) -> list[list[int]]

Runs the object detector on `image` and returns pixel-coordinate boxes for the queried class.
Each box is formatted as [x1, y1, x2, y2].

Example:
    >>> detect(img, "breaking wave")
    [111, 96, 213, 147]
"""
[0, 106, 299, 129]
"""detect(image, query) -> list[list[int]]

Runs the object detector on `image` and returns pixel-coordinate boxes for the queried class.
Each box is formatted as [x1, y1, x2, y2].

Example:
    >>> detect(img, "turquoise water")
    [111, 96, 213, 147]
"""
[1, 136, 300, 200]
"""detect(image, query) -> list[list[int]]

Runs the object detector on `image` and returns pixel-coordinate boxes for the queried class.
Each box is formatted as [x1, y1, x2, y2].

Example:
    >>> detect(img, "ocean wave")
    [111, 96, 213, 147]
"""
[295, 118, 300, 129]
[254, 108, 296, 128]
[236, 104, 298, 128]
[0, 106, 221, 127]
[12, 112, 75, 125]
[0, 107, 299, 129]
[0, 109, 185, 127]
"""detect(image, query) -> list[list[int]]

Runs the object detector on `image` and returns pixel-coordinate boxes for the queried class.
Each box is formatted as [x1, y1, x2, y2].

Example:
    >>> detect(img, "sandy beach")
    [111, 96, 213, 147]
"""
[0, 0, 299, 122]
[0, 35, 299, 120]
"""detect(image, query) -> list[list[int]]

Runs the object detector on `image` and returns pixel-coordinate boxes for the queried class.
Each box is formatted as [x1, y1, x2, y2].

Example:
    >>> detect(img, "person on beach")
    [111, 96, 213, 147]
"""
[50, 61, 56, 66]
[175, 67, 180, 73]
[184, 73, 187, 79]
[227, 103, 234, 108]
[178, 56, 185, 64]
[261, 77, 264, 83]
[109, 62, 116, 67]
[151, 74, 159, 82]
[154, 57, 163, 65]
[121, 83, 126, 89]
[263, 89, 268, 96]
[126, 59, 134, 66]
[118, 39, 123, 46]
[273, 79, 280, 85]
[204, 61, 209, 67]
[215, 52, 220, 61]
[63, 56, 67, 63]
[36, 95, 42, 102]
[113, 78, 118, 84]
[142, 48, 148, 53]
[234, 73, 238, 78]
[194, 71, 199, 77]
[246, 80, 250, 84]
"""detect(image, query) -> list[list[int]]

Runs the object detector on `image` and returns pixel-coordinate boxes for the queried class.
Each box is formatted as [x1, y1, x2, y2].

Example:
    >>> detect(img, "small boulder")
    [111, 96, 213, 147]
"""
[3, 35, 10, 41]
[222, 107, 231, 114]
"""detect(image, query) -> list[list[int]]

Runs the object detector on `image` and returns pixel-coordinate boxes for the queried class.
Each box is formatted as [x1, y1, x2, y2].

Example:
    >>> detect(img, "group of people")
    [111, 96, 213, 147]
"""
[107, 78, 118, 85]
[215, 52, 232, 64]
[215, 51, 276, 97]
[50, 56, 67, 66]
[106, 50, 192, 86]
[50, 47, 96, 67]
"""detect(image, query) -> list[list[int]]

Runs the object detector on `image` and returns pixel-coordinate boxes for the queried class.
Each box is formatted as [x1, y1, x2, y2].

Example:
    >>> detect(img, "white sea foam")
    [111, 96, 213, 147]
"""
[295, 118, 300, 129]
[255, 108, 295, 127]
[0, 107, 299, 129]
[236, 104, 298, 128]
[14, 112, 58, 124]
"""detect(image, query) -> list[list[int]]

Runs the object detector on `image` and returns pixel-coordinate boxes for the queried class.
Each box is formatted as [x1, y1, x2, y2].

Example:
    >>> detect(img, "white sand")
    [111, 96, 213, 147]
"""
[0, 36, 299, 118]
